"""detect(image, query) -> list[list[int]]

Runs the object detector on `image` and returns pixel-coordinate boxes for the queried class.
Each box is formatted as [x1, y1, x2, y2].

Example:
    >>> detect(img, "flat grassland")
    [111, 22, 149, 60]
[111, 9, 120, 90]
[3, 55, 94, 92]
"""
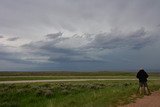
[0, 72, 160, 107]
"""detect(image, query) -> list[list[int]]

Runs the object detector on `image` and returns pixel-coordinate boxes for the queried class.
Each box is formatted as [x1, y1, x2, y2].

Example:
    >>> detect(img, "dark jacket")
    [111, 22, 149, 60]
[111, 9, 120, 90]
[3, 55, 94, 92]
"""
[136, 69, 148, 82]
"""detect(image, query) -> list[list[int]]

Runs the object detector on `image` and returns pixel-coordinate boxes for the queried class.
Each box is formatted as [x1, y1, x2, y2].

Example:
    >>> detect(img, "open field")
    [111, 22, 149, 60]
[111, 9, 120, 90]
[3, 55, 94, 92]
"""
[0, 72, 159, 81]
[0, 72, 160, 107]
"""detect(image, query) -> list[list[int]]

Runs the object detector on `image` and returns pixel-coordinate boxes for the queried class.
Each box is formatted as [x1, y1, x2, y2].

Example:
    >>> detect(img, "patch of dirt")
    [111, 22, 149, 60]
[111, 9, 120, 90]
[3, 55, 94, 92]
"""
[119, 91, 160, 107]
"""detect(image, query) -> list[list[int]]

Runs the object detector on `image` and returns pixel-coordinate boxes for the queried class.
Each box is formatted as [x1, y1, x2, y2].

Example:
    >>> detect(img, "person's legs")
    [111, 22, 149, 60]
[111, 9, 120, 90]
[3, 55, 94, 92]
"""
[139, 82, 143, 94]
[142, 84, 145, 94]
[137, 85, 140, 94]
[144, 82, 151, 95]
[139, 82, 151, 95]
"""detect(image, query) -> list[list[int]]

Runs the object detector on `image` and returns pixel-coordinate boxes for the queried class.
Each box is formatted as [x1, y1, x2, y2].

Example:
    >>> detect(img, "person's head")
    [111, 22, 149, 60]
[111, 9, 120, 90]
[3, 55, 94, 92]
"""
[140, 67, 144, 70]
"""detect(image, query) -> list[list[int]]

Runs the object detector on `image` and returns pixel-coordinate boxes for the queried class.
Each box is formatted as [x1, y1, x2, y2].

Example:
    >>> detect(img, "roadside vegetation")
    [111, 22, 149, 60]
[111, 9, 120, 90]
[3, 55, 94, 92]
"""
[0, 80, 160, 107]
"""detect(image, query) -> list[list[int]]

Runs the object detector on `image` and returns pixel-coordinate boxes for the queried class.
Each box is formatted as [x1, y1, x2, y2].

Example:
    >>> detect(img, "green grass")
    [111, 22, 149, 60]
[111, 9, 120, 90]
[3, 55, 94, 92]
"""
[0, 80, 160, 107]
[0, 72, 160, 107]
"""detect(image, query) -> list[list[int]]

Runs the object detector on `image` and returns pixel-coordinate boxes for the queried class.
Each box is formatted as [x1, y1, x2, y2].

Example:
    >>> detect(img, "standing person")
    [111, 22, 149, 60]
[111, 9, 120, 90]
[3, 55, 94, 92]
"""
[136, 68, 150, 95]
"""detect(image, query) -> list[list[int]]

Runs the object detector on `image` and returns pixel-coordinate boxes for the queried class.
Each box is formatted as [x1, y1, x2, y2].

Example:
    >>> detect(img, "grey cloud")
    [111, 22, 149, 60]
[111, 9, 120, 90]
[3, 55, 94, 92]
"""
[0, 45, 38, 71]
[0, 27, 160, 71]
[0, 51, 24, 64]
[46, 32, 63, 39]
[7, 37, 19, 41]
[88, 28, 158, 50]
[21, 41, 84, 62]
[21, 36, 93, 63]
[40, 44, 79, 55]
[0, 35, 3, 38]
[1, 0, 160, 38]
[21, 40, 46, 49]
[48, 56, 96, 63]
[0, 45, 32, 64]
[20, 28, 159, 64]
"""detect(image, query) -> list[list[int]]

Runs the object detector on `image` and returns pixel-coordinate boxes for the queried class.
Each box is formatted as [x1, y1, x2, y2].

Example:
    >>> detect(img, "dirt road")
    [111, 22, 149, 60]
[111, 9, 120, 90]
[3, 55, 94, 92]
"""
[0, 78, 160, 84]
[121, 91, 160, 107]
[0, 79, 159, 84]
[0, 78, 138, 84]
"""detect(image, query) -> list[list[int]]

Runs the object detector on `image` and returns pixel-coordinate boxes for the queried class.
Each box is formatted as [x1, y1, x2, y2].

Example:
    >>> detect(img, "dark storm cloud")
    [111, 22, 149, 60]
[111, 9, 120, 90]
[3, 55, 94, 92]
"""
[7, 37, 19, 41]
[0, 44, 38, 71]
[89, 28, 158, 50]
[0, 45, 31, 64]
[22, 40, 80, 56]
[40, 44, 79, 55]
[20, 28, 159, 64]
[0, 51, 26, 64]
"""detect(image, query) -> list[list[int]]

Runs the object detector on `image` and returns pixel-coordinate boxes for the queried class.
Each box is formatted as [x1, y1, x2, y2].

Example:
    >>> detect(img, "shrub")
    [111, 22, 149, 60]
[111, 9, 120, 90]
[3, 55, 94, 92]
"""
[35, 88, 53, 97]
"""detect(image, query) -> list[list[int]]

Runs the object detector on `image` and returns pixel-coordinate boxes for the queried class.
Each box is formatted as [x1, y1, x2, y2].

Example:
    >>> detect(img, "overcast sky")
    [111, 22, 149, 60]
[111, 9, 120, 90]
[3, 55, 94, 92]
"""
[0, 0, 160, 71]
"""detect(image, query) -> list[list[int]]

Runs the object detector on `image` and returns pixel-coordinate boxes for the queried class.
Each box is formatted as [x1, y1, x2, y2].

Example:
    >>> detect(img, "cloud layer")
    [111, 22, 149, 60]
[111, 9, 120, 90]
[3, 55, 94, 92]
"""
[0, 0, 160, 71]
